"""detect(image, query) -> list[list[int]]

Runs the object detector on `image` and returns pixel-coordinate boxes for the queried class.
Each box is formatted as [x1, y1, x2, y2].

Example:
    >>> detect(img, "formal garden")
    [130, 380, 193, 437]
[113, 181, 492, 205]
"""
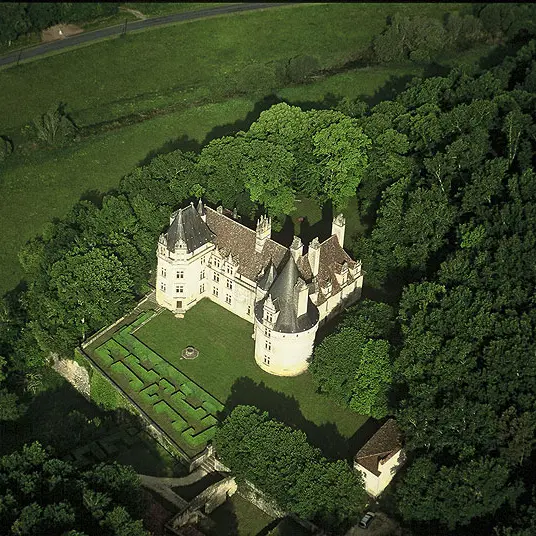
[87, 308, 224, 458]
[85, 299, 366, 460]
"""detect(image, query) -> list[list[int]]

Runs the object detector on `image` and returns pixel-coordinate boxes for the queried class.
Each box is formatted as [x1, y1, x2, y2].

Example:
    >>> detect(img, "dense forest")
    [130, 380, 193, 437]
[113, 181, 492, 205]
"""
[1, 3, 536, 535]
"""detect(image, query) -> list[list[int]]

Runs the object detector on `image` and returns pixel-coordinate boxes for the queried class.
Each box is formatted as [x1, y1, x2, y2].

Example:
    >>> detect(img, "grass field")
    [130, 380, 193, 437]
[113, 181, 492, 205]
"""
[134, 299, 367, 459]
[0, 3, 464, 139]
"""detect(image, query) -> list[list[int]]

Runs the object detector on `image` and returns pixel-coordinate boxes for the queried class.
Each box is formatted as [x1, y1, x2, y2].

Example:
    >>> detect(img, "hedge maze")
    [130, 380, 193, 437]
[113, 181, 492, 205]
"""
[92, 311, 224, 457]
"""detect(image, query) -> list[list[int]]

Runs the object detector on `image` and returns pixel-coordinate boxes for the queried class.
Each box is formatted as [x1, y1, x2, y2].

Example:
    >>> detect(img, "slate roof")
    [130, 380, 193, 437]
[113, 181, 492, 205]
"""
[258, 261, 277, 291]
[166, 204, 215, 253]
[355, 419, 402, 476]
[255, 256, 319, 333]
[205, 207, 287, 281]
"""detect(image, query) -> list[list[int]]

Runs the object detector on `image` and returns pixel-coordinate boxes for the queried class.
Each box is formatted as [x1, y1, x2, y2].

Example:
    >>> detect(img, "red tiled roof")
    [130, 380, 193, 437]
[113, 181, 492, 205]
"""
[205, 207, 287, 281]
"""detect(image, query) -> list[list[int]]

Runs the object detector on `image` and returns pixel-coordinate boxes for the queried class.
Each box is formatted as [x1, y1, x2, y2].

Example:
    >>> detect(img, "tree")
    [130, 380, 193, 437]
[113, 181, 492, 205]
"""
[214, 406, 366, 532]
[310, 327, 367, 406]
[350, 339, 392, 418]
[312, 118, 371, 210]
[0, 442, 148, 536]
[32, 103, 78, 147]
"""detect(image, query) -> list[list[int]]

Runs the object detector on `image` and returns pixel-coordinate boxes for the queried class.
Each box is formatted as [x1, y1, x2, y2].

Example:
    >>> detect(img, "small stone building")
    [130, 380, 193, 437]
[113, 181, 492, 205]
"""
[354, 419, 405, 498]
[156, 200, 364, 376]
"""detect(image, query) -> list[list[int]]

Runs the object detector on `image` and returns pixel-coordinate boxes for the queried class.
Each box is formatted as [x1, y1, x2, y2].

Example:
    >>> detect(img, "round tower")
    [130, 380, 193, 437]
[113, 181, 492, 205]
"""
[253, 256, 319, 376]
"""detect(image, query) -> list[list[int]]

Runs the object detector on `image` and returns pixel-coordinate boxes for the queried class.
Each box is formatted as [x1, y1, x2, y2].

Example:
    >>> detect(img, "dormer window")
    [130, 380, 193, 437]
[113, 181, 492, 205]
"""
[266, 312, 273, 323]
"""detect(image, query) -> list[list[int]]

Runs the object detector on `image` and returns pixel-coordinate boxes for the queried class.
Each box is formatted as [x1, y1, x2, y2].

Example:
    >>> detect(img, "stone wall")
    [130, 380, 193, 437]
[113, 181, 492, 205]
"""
[238, 480, 286, 518]
[51, 354, 90, 399]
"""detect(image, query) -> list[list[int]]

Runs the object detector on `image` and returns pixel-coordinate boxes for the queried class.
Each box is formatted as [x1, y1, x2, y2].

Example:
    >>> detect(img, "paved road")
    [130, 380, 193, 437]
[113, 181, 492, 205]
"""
[0, 2, 299, 67]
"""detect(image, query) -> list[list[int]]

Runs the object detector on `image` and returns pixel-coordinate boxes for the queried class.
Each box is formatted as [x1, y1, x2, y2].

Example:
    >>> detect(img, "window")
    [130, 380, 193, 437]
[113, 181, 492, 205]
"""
[265, 340, 271, 351]
[201, 256, 206, 265]
[263, 356, 270, 366]
[265, 328, 270, 338]
[226, 279, 233, 290]
[160, 282, 166, 291]
[266, 312, 273, 323]
[175, 285, 184, 294]
[226, 266, 232, 275]
[176, 270, 184, 279]
[199, 283, 205, 294]
[161, 268, 167, 277]
[225, 294, 232, 305]
[212, 287, 219, 297]
[213, 273, 220, 283]
[176, 300, 182, 308]
[213, 259, 220, 268]
[247, 305, 251, 316]
[200, 270, 205, 280]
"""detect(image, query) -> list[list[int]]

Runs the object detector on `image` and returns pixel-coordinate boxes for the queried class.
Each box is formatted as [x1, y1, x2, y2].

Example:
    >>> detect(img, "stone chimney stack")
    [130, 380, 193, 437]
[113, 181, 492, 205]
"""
[308, 237, 321, 277]
[295, 278, 308, 317]
[290, 236, 303, 262]
[332, 213, 346, 247]
[255, 215, 271, 253]
[197, 199, 206, 222]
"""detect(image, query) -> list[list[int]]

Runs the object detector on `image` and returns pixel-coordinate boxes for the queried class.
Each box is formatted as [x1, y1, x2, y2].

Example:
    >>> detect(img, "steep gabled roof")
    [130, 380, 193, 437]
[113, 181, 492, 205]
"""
[355, 419, 402, 476]
[166, 204, 215, 253]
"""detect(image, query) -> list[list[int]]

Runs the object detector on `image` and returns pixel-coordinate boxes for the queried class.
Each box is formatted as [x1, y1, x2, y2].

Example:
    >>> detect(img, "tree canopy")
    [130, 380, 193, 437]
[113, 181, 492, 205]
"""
[0, 442, 148, 536]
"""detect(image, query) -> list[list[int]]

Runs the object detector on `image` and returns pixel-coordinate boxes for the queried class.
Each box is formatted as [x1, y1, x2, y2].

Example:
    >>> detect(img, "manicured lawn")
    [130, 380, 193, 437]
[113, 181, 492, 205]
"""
[135, 299, 367, 459]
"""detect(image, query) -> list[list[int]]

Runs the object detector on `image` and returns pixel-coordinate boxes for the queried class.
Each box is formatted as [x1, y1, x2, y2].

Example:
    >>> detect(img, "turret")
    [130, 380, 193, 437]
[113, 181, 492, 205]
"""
[255, 215, 271, 253]
[308, 237, 321, 277]
[332, 213, 346, 247]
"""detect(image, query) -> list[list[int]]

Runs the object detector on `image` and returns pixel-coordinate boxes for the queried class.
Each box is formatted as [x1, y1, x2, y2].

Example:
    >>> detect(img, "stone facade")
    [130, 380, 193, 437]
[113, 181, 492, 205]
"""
[156, 201, 364, 376]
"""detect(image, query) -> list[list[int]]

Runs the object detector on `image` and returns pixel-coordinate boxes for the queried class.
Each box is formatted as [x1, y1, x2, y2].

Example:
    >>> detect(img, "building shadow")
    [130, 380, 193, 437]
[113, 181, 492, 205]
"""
[220, 377, 354, 460]
[202, 93, 284, 146]
[271, 214, 295, 248]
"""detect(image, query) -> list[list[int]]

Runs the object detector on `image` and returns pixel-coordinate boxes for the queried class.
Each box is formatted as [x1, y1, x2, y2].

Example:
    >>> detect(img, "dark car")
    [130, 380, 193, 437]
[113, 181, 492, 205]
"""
[359, 512, 376, 529]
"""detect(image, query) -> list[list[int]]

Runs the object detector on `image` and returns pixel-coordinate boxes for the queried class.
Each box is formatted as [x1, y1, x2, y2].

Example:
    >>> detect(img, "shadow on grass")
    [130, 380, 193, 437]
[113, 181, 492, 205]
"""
[206, 498, 240, 536]
[220, 377, 360, 461]
[0, 369, 186, 477]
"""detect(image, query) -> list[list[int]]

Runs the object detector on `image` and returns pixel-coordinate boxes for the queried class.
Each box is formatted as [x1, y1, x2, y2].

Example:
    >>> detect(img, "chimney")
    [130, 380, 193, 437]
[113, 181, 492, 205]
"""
[290, 236, 303, 262]
[308, 237, 321, 277]
[255, 215, 271, 253]
[217, 205, 224, 214]
[197, 199, 206, 222]
[332, 213, 346, 247]
[295, 278, 308, 317]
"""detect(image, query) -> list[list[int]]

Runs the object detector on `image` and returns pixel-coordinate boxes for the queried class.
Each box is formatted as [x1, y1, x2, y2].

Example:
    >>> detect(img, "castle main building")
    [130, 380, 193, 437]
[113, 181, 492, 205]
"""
[156, 201, 364, 376]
